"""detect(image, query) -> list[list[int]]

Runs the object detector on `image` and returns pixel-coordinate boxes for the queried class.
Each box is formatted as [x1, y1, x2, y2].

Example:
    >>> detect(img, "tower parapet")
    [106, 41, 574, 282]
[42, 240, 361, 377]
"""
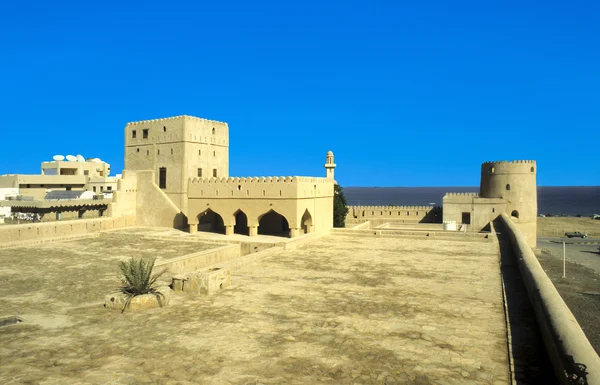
[480, 160, 537, 245]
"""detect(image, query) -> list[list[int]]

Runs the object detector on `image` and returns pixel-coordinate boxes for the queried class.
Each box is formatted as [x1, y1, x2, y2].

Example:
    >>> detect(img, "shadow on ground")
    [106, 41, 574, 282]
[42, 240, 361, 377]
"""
[494, 219, 559, 385]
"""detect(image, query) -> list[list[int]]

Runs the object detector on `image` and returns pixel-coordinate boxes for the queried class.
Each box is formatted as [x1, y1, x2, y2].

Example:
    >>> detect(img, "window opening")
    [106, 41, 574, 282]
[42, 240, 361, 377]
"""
[159, 167, 167, 189]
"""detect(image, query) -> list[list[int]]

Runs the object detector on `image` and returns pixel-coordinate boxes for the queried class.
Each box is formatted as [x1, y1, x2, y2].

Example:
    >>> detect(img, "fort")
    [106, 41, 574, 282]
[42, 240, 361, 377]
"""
[0, 115, 599, 384]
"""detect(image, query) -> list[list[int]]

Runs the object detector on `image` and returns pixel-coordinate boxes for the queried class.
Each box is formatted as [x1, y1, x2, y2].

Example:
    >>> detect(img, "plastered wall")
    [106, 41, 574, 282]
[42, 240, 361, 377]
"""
[124, 115, 229, 212]
[0, 216, 135, 244]
[134, 171, 185, 228]
[347, 205, 440, 223]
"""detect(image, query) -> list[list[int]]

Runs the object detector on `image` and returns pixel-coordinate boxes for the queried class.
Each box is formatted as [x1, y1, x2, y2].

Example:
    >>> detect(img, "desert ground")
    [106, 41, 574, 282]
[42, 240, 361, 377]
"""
[0, 229, 510, 384]
[537, 217, 600, 238]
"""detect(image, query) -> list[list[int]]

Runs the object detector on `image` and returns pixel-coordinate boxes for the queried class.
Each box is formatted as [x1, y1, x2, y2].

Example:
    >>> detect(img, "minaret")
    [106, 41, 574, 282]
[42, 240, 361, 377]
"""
[325, 151, 336, 180]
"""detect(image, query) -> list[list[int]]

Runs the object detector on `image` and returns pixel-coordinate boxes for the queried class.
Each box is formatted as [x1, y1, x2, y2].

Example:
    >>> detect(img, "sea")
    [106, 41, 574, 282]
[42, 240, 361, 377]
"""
[343, 186, 600, 217]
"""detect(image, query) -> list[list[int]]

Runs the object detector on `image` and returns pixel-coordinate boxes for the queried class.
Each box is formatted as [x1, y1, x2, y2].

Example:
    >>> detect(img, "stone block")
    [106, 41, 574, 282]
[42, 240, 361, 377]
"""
[104, 286, 171, 312]
[172, 267, 231, 294]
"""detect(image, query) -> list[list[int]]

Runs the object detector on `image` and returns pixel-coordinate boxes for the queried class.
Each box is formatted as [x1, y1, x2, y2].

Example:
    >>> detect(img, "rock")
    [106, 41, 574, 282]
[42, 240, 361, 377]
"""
[104, 286, 171, 312]
[172, 268, 231, 294]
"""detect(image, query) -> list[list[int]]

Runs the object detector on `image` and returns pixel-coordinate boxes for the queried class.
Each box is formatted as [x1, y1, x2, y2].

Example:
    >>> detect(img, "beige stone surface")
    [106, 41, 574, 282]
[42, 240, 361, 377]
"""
[173, 268, 231, 294]
[104, 286, 172, 312]
[0, 230, 509, 384]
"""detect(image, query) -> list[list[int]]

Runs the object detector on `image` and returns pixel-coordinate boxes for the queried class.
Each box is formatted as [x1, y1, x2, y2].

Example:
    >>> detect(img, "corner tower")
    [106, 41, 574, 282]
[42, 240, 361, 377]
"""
[480, 160, 537, 246]
[124, 115, 229, 212]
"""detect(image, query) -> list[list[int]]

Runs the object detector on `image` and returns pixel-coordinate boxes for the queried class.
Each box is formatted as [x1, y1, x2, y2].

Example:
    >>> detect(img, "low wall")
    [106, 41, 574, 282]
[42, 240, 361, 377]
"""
[346, 205, 441, 223]
[331, 227, 491, 242]
[0, 216, 136, 245]
[500, 213, 600, 384]
[156, 244, 242, 274]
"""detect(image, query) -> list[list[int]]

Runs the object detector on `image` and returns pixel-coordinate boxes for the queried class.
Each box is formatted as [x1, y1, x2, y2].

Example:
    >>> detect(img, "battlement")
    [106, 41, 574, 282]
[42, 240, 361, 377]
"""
[482, 160, 536, 165]
[187, 175, 334, 200]
[189, 176, 331, 185]
[443, 192, 479, 197]
[349, 205, 435, 211]
[126, 115, 226, 126]
[347, 205, 440, 221]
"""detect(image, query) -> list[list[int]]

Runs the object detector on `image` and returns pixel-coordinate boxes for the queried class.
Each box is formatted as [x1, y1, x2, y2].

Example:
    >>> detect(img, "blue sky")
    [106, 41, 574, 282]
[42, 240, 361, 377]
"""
[0, 0, 598, 186]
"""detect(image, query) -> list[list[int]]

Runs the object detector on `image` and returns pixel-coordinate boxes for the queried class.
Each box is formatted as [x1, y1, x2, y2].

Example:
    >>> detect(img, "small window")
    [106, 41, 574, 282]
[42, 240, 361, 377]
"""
[262, 190, 266, 196]
[143, 129, 149, 139]
[197, 168, 202, 177]
[163, 126, 166, 132]
[26, 184, 30, 188]
[136, 148, 140, 153]
[491, 167, 495, 173]
[107, 186, 112, 191]
[84, 170, 89, 176]
[213, 151, 216, 157]
[159, 167, 167, 189]
[212, 127, 215, 134]
[238, 185, 242, 191]
[492, 208, 495, 213]
[506, 184, 511, 191]
[132, 130, 137, 138]
[531, 167, 535, 172]
[93, 186, 96, 192]
[146, 150, 149, 155]
[213, 169, 217, 177]
[171, 148, 173, 155]
[100, 186, 104, 192]
[157, 149, 160, 155]
[198, 150, 201, 156]
[41, 184, 44, 187]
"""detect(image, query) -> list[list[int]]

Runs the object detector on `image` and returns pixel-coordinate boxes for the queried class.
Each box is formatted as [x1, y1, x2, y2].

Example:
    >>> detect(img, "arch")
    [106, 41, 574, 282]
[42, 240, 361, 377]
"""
[233, 209, 249, 235]
[506, 184, 511, 191]
[511, 210, 519, 219]
[258, 210, 290, 237]
[197, 209, 225, 234]
[301, 209, 313, 234]
[530, 166, 535, 172]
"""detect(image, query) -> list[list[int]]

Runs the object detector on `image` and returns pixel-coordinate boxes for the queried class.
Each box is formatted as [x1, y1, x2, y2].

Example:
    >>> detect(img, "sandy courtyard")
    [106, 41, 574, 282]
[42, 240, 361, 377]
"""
[0, 230, 510, 384]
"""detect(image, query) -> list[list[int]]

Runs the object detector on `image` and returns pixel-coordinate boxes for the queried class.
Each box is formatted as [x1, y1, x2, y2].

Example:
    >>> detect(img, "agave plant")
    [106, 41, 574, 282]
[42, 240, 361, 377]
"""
[118, 257, 166, 313]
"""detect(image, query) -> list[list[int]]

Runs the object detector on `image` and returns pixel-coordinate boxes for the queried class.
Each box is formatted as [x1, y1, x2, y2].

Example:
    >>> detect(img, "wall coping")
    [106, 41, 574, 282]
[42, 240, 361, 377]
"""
[501, 213, 600, 384]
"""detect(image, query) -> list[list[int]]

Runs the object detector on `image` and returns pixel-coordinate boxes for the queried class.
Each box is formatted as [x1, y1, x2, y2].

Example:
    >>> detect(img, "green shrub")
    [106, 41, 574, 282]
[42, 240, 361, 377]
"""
[334, 184, 349, 228]
[118, 258, 166, 313]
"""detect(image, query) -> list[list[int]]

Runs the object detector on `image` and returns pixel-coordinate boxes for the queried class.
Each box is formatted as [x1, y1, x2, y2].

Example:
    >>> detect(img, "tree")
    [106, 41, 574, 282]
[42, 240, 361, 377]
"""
[333, 184, 349, 228]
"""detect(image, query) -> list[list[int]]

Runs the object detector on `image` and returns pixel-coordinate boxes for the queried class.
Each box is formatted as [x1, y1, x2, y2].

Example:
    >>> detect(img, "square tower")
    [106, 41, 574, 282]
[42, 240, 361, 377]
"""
[124, 115, 229, 210]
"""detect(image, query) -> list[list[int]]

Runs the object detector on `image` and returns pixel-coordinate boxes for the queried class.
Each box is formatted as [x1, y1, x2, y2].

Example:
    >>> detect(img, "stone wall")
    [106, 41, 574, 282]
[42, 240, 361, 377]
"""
[500, 213, 600, 384]
[346, 205, 440, 223]
[0, 216, 136, 244]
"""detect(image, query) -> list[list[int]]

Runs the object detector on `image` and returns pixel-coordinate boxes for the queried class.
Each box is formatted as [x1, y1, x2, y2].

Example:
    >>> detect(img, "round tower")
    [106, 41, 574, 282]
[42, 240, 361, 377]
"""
[480, 160, 537, 245]
[325, 151, 336, 180]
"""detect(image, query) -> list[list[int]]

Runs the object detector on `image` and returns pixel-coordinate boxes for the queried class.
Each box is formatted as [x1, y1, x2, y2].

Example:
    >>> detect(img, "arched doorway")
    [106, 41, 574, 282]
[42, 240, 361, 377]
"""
[197, 209, 225, 234]
[511, 210, 519, 219]
[258, 210, 290, 237]
[234, 209, 248, 235]
[301, 209, 313, 234]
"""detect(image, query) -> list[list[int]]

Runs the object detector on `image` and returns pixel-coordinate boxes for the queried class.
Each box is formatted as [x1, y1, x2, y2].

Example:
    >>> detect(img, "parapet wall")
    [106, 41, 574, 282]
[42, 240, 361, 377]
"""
[500, 213, 600, 384]
[481, 160, 537, 178]
[0, 216, 136, 245]
[443, 192, 479, 197]
[188, 176, 334, 200]
[347, 205, 440, 223]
